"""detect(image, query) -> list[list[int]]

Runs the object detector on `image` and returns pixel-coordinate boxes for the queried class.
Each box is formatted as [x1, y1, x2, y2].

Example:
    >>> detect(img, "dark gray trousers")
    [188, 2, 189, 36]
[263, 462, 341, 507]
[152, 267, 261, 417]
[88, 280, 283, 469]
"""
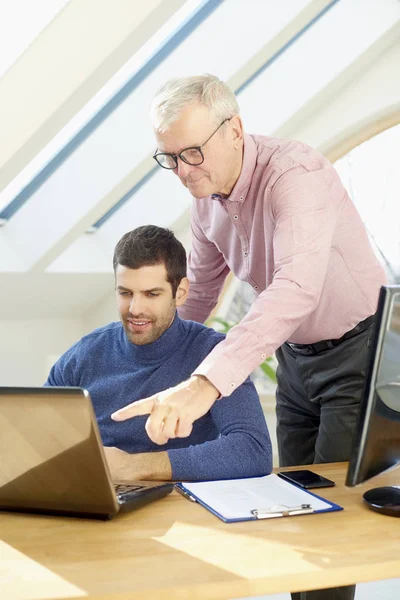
[276, 324, 373, 600]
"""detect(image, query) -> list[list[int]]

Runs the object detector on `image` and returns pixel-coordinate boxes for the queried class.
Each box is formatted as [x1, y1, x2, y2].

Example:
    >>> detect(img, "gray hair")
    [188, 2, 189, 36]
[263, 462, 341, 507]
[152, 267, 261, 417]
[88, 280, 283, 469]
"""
[150, 74, 240, 132]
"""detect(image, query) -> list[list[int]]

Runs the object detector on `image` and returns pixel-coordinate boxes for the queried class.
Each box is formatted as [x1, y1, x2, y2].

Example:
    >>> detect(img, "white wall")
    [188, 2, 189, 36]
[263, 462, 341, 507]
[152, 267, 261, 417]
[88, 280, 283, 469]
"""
[0, 318, 83, 386]
[0, 294, 120, 387]
[81, 289, 118, 335]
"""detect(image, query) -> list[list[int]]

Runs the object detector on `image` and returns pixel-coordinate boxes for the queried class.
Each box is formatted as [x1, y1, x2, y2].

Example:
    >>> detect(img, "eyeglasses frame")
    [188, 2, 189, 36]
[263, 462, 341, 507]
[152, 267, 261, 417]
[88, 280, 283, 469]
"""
[153, 118, 231, 170]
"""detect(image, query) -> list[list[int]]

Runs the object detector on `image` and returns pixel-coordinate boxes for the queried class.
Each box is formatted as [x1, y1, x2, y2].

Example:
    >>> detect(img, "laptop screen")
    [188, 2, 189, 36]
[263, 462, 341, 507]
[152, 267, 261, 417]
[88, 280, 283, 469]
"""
[0, 387, 118, 517]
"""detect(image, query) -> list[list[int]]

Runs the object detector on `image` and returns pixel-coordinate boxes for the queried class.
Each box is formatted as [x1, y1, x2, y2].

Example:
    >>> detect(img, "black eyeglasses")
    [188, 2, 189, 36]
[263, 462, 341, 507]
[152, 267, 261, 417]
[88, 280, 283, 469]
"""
[153, 118, 230, 170]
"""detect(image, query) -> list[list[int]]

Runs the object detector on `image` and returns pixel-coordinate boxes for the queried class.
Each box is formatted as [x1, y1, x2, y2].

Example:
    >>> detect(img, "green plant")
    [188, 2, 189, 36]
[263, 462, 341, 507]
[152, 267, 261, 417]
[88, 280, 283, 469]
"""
[206, 317, 277, 383]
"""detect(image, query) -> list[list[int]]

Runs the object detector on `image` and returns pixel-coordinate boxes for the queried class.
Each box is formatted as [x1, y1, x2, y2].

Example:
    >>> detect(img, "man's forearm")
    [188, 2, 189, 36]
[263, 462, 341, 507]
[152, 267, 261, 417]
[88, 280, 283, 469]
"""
[124, 451, 172, 481]
[104, 447, 172, 481]
[136, 451, 172, 480]
[168, 431, 272, 482]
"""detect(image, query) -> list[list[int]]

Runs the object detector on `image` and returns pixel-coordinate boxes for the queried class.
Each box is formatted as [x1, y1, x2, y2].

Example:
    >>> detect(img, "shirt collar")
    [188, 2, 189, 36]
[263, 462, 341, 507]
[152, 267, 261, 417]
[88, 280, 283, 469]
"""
[210, 134, 258, 204]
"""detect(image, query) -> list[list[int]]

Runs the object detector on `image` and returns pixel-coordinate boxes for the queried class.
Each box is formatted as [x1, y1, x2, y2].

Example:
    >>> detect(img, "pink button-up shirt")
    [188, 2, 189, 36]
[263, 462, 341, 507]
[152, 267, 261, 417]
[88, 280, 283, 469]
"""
[178, 134, 387, 397]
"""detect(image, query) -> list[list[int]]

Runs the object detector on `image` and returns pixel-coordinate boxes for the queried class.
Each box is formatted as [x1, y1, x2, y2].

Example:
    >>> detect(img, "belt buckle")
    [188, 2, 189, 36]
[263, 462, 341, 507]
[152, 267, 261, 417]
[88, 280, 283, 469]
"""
[287, 342, 313, 356]
[287, 342, 304, 353]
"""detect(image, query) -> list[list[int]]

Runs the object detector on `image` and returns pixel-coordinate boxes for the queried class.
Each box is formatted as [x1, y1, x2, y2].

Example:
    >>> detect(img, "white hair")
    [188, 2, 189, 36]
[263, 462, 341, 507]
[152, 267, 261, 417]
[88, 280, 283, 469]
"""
[150, 74, 240, 132]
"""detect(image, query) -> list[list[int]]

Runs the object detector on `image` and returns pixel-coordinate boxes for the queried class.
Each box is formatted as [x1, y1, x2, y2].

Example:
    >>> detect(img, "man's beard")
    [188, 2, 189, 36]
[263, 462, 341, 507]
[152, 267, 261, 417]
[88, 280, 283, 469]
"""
[121, 306, 176, 346]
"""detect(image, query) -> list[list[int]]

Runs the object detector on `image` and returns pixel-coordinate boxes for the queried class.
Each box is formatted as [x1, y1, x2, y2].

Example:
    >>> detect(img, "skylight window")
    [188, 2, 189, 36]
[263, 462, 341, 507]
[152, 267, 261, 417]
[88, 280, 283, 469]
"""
[334, 124, 400, 281]
[0, 0, 206, 214]
[0, 0, 70, 80]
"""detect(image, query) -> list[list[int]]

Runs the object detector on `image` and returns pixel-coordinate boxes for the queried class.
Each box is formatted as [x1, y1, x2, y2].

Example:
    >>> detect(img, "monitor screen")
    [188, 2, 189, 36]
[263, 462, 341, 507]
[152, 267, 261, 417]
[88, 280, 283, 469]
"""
[346, 285, 400, 488]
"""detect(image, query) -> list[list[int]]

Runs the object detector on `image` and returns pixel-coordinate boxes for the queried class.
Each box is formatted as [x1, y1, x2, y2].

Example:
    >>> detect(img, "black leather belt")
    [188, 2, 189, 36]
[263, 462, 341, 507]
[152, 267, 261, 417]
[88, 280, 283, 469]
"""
[285, 314, 376, 356]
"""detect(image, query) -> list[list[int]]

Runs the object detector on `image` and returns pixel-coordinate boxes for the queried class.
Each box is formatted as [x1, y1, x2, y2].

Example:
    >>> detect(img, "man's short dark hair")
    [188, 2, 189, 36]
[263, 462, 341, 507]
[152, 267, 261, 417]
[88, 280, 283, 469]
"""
[113, 225, 187, 297]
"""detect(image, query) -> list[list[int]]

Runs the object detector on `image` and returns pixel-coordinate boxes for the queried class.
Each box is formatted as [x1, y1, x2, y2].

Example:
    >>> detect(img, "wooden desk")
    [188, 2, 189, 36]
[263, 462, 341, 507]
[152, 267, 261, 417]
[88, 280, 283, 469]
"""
[2, 463, 400, 600]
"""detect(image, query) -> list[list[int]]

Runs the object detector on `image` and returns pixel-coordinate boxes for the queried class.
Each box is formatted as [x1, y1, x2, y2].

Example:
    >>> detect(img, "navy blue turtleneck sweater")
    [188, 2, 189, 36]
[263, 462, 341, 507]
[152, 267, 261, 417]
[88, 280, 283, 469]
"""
[45, 314, 272, 481]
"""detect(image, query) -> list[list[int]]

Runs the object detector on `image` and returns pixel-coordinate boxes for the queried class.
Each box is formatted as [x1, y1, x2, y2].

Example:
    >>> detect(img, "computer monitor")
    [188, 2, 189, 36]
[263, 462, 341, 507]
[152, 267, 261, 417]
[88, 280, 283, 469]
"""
[346, 285, 400, 516]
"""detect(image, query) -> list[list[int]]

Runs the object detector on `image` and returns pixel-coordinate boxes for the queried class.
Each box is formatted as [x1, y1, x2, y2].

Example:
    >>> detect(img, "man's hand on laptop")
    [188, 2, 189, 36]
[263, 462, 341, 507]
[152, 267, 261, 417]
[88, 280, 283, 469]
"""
[111, 375, 220, 445]
[103, 446, 172, 481]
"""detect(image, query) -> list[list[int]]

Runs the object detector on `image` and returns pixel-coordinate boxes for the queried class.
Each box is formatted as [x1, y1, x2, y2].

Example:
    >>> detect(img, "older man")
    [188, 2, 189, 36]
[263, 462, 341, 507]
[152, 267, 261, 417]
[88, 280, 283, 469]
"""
[115, 73, 384, 453]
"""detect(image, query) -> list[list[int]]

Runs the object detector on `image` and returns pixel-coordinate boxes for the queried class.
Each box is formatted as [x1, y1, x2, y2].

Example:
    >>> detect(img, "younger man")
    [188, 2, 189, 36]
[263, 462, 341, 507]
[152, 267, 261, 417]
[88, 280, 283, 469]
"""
[46, 225, 272, 482]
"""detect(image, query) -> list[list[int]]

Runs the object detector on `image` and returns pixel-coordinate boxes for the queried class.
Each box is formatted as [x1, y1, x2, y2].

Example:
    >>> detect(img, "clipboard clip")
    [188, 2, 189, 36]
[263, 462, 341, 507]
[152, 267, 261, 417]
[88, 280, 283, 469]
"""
[251, 503, 313, 519]
[175, 485, 197, 502]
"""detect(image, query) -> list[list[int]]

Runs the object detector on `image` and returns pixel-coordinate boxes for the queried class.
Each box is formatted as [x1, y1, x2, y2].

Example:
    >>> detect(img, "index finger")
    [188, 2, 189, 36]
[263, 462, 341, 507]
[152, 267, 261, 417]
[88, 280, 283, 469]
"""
[111, 397, 155, 421]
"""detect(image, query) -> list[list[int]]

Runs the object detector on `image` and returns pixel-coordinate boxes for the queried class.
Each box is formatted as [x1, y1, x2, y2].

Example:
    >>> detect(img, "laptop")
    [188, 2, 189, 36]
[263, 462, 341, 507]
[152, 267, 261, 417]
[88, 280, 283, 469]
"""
[0, 387, 173, 519]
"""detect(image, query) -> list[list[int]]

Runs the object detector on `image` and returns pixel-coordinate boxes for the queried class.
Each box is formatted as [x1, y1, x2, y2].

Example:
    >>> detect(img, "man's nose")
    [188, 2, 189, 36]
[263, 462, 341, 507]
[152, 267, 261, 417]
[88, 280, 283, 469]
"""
[176, 158, 193, 179]
[129, 296, 145, 314]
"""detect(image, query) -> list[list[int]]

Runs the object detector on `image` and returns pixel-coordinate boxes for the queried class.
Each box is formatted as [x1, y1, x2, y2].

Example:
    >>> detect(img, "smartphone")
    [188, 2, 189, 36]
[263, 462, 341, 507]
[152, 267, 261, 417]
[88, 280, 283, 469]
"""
[277, 469, 335, 489]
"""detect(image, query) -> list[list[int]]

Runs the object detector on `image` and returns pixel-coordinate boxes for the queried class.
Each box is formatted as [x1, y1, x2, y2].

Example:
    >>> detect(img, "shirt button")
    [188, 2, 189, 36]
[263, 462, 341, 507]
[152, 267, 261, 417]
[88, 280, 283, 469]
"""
[229, 382, 235, 389]
[254, 285, 259, 291]
[261, 353, 266, 359]
[240, 196, 244, 200]
[244, 251, 248, 257]
[233, 215, 239, 220]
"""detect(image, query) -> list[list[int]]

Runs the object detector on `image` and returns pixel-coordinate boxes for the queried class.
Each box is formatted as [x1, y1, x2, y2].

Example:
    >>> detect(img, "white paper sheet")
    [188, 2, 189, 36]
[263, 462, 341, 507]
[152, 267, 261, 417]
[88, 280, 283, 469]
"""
[182, 474, 333, 520]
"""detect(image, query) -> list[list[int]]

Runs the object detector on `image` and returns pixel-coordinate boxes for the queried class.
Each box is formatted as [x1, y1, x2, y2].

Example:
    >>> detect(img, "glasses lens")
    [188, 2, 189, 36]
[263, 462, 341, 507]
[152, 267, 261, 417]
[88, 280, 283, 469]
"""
[180, 148, 204, 166]
[155, 154, 177, 169]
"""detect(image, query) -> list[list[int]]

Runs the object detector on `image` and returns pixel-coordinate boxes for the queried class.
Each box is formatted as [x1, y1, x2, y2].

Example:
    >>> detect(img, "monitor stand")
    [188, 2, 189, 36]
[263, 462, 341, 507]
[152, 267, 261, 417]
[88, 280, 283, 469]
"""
[363, 486, 400, 517]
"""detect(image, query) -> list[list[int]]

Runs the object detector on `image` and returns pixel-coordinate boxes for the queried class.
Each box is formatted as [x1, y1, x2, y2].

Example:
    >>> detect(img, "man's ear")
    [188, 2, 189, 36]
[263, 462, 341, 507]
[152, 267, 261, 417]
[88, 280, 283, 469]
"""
[230, 115, 243, 149]
[175, 277, 189, 307]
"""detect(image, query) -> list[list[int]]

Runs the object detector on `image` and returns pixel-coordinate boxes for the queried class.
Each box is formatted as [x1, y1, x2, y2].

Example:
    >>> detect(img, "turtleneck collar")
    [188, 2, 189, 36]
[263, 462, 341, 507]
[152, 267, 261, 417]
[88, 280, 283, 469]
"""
[122, 312, 186, 364]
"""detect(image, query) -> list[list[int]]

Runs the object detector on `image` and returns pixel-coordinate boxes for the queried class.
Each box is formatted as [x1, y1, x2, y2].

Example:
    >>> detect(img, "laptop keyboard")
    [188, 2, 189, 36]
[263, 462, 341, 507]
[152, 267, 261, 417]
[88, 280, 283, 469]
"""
[114, 483, 145, 495]
[113, 481, 173, 511]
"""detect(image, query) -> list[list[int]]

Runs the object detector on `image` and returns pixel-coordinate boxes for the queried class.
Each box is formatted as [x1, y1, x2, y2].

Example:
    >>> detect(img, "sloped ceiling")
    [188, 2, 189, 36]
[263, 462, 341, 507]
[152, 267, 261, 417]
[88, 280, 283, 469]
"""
[0, 0, 399, 318]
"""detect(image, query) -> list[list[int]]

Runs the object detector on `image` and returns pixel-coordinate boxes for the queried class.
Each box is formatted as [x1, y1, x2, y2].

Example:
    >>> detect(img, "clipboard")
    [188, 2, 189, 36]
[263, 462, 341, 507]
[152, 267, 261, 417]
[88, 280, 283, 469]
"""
[175, 473, 343, 523]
